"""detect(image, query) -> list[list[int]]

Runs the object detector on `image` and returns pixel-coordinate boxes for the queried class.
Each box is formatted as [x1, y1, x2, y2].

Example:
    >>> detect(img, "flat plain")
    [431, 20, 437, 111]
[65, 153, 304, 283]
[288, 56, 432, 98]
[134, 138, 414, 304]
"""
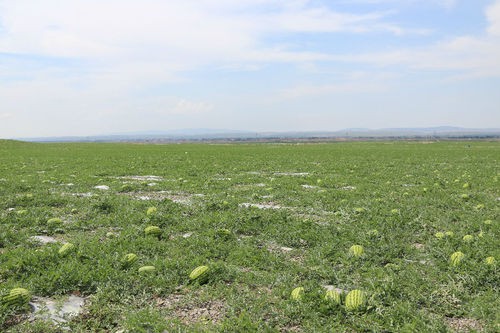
[0, 140, 498, 332]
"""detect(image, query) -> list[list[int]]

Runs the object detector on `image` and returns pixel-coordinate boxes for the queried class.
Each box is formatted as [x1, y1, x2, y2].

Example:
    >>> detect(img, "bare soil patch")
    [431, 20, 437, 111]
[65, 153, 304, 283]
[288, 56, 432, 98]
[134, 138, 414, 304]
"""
[445, 317, 483, 332]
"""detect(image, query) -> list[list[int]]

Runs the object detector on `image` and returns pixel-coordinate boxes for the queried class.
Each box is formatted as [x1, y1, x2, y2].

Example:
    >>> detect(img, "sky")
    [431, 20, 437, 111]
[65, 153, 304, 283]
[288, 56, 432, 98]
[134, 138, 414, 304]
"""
[1, 0, 500, 138]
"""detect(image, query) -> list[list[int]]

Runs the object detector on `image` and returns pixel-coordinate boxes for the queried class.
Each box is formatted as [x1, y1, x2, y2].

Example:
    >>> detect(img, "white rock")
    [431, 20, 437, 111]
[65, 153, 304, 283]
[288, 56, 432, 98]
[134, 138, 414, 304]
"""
[31, 295, 86, 325]
[30, 236, 59, 244]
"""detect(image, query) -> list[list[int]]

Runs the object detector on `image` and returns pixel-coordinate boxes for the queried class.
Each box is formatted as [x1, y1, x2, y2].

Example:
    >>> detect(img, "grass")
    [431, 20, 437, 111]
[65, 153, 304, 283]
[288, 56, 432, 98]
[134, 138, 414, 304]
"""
[0, 140, 498, 332]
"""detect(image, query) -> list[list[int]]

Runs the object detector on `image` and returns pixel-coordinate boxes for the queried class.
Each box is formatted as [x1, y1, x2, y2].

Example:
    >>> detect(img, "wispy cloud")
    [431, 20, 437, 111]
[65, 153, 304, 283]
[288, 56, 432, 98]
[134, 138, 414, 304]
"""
[331, 1, 500, 79]
[0, 1, 415, 66]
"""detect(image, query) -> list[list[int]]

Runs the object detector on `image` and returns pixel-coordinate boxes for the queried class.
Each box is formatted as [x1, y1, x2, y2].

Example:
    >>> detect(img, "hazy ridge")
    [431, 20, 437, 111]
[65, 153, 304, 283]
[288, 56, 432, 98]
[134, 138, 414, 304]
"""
[16, 126, 500, 142]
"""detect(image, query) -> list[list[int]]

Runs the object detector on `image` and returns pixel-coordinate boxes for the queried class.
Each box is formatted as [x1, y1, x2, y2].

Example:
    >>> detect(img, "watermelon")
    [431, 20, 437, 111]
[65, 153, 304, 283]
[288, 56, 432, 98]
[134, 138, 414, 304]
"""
[58, 243, 76, 257]
[462, 235, 474, 243]
[445, 231, 454, 237]
[324, 289, 341, 304]
[435, 232, 445, 239]
[2, 288, 31, 307]
[146, 207, 157, 216]
[106, 232, 116, 238]
[189, 265, 209, 282]
[450, 251, 465, 266]
[290, 287, 304, 301]
[47, 218, 63, 228]
[121, 253, 138, 268]
[345, 290, 365, 311]
[144, 226, 162, 238]
[485, 257, 496, 265]
[349, 245, 364, 257]
[216, 228, 232, 239]
[367, 229, 379, 238]
[138, 266, 156, 273]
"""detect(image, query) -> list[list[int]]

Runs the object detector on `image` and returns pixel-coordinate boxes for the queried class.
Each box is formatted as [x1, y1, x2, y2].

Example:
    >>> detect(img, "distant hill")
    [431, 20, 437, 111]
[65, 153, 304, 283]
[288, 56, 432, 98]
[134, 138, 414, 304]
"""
[15, 127, 500, 142]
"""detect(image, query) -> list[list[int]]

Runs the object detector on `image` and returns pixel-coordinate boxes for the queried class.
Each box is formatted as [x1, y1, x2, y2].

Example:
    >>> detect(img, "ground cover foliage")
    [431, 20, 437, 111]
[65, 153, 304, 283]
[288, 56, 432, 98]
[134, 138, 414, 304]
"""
[0, 140, 498, 332]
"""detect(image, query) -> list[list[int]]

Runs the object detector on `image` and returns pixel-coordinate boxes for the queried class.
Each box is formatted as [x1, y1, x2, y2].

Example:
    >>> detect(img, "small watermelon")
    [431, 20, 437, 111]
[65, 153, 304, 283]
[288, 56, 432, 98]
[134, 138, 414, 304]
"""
[345, 290, 365, 311]
[445, 231, 454, 237]
[146, 207, 157, 216]
[462, 235, 474, 243]
[2, 288, 31, 307]
[121, 253, 138, 268]
[324, 289, 341, 304]
[450, 251, 465, 266]
[216, 228, 232, 239]
[367, 229, 379, 238]
[485, 257, 496, 265]
[106, 232, 116, 238]
[435, 232, 445, 239]
[144, 226, 162, 238]
[47, 218, 63, 228]
[120, 184, 133, 192]
[138, 266, 156, 273]
[189, 265, 209, 282]
[349, 245, 364, 257]
[58, 243, 76, 257]
[290, 287, 304, 301]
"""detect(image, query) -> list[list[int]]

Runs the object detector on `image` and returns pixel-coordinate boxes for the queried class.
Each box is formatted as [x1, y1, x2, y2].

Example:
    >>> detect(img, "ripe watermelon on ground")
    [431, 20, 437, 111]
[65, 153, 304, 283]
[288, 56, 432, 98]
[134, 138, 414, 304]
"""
[345, 290, 365, 311]
[2, 288, 31, 307]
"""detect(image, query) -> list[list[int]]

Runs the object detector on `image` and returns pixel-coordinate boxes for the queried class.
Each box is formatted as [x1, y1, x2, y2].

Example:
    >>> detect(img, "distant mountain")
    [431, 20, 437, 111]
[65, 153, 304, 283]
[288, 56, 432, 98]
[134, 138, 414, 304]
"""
[16, 127, 500, 142]
[109, 128, 249, 136]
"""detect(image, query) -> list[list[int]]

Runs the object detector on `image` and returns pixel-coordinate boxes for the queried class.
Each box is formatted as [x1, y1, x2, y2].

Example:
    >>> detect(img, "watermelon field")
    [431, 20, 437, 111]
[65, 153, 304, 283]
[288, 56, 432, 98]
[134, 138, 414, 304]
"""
[0, 139, 498, 332]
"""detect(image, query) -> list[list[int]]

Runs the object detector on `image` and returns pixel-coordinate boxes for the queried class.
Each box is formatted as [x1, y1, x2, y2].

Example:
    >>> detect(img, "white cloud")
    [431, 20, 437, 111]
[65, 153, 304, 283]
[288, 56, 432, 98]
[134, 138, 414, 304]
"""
[342, 0, 457, 8]
[171, 99, 214, 115]
[0, 0, 410, 64]
[330, 1, 500, 79]
[487, 0, 500, 35]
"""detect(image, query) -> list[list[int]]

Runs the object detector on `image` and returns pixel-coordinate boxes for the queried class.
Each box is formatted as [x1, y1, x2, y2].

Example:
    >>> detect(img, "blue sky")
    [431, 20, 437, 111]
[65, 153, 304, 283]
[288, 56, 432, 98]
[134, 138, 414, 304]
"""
[1, 0, 499, 137]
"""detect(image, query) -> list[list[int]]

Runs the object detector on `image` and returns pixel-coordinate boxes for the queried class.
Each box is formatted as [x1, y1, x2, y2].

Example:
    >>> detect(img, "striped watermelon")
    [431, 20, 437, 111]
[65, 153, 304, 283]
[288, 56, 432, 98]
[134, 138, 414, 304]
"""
[121, 253, 138, 268]
[146, 207, 157, 216]
[47, 217, 63, 228]
[435, 232, 445, 239]
[462, 235, 474, 243]
[58, 243, 76, 257]
[450, 251, 465, 266]
[349, 245, 364, 257]
[485, 256, 496, 265]
[345, 290, 365, 311]
[189, 265, 209, 282]
[290, 287, 304, 301]
[138, 266, 156, 273]
[324, 289, 341, 304]
[2, 288, 31, 307]
[144, 226, 162, 238]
